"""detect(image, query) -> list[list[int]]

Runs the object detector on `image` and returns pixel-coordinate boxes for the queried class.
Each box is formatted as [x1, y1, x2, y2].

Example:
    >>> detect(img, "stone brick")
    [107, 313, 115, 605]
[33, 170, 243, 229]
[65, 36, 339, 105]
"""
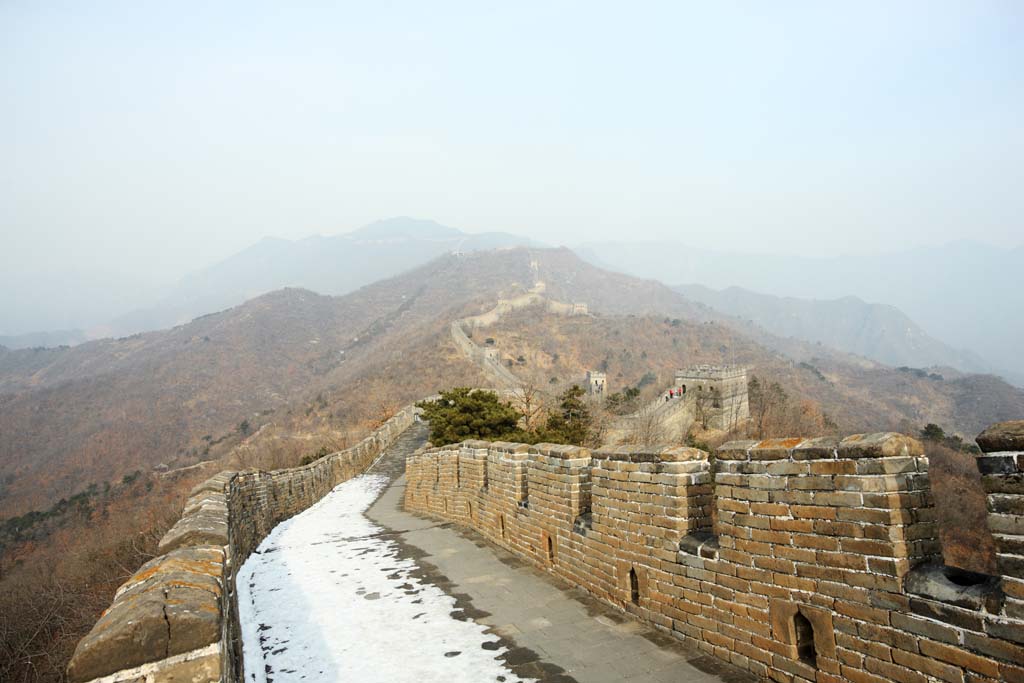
[920, 640, 1000, 678]
[151, 650, 222, 682]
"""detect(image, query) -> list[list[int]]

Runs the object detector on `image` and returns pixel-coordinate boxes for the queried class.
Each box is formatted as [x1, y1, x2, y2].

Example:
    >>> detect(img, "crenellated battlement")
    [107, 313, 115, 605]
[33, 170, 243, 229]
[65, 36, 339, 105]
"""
[675, 364, 749, 382]
[404, 428, 1024, 683]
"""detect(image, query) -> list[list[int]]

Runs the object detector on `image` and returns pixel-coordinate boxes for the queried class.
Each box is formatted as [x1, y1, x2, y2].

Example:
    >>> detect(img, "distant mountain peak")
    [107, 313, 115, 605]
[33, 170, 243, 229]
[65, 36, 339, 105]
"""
[346, 217, 464, 241]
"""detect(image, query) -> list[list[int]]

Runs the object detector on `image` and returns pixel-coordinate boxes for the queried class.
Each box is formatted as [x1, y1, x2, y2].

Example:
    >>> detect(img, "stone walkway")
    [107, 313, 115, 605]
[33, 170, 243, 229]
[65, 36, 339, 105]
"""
[237, 425, 533, 683]
[366, 426, 756, 683]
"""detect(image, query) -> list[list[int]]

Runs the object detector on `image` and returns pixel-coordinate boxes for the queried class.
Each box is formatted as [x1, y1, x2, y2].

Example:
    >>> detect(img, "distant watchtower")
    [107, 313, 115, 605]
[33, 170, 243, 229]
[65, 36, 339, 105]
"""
[673, 365, 749, 430]
[571, 302, 589, 316]
[586, 370, 607, 396]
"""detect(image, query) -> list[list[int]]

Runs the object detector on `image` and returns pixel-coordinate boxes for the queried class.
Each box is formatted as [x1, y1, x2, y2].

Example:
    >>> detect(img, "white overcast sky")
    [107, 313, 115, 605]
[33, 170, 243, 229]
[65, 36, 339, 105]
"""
[2, 1, 1022, 285]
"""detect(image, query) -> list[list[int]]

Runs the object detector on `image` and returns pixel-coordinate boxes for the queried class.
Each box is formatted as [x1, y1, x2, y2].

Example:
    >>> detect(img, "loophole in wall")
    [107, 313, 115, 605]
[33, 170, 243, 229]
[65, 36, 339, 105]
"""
[794, 611, 817, 668]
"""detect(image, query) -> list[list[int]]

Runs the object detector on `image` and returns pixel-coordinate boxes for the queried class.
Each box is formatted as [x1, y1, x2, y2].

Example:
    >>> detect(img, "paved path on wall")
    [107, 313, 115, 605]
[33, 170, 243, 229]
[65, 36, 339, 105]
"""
[236, 425, 538, 683]
[238, 423, 754, 683]
[366, 434, 757, 683]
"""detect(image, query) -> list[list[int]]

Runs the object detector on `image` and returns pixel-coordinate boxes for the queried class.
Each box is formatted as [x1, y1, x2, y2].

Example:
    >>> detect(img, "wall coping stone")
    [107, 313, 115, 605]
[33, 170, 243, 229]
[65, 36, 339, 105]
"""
[531, 443, 591, 459]
[594, 445, 708, 462]
[718, 433, 923, 461]
[489, 441, 531, 454]
[978, 421, 1024, 453]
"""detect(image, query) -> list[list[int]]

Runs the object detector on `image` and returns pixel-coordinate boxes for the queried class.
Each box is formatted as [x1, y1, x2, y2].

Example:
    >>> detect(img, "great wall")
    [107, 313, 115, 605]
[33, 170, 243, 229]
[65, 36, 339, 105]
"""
[450, 280, 590, 391]
[449, 281, 748, 441]
[404, 429, 1024, 683]
[64, 288, 1024, 683]
[65, 407, 418, 683]
[67, 400, 1024, 683]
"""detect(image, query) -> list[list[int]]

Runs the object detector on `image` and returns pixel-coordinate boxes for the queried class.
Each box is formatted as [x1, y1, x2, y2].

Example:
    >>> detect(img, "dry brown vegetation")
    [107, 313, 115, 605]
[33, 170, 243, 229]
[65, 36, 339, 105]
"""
[483, 308, 1023, 438]
[925, 442, 997, 574]
[0, 472, 199, 683]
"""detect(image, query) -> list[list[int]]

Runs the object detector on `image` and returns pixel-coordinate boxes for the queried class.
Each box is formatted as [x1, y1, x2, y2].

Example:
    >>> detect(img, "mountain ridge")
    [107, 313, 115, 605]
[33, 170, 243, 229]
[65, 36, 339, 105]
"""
[2, 222, 1014, 392]
[577, 239, 1023, 385]
[675, 283, 989, 375]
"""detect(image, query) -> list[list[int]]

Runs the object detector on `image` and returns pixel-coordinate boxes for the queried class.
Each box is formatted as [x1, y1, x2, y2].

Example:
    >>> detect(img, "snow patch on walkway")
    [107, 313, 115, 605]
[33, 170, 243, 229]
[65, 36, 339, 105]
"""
[237, 474, 532, 683]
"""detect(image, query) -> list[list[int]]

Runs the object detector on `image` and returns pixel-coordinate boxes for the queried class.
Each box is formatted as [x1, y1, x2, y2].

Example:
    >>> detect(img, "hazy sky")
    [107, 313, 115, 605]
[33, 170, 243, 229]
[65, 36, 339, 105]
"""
[2, 1, 1022, 286]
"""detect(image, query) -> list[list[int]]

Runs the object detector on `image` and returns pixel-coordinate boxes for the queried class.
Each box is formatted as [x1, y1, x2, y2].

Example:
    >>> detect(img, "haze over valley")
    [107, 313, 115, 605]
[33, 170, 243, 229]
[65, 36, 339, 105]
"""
[4, 217, 1019, 389]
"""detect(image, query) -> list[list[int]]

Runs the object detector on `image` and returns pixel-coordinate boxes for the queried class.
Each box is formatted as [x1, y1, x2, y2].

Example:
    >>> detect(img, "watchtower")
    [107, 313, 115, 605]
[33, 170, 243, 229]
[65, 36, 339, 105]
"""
[673, 365, 749, 430]
[586, 371, 607, 396]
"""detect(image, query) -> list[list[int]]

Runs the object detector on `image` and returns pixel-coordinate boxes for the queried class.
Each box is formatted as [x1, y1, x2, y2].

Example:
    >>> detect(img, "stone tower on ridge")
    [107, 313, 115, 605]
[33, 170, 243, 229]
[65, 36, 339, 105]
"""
[673, 364, 749, 430]
[586, 370, 607, 396]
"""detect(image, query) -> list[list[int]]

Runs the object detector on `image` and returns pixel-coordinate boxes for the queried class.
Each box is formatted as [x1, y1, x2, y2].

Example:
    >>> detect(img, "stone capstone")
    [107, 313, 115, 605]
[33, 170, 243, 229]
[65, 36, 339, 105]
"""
[66, 546, 225, 683]
[158, 507, 229, 555]
[977, 420, 1024, 453]
[66, 595, 169, 683]
[716, 433, 924, 461]
[837, 432, 924, 459]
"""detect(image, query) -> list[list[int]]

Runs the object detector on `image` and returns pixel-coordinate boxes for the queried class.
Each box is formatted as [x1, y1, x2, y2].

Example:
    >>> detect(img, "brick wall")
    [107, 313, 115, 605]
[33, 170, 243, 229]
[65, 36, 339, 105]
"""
[405, 430, 1024, 683]
[66, 407, 417, 683]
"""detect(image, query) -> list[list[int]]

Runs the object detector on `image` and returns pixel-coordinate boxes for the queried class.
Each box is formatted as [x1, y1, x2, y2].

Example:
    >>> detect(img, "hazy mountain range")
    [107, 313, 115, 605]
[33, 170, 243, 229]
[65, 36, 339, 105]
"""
[577, 240, 1023, 386]
[675, 284, 990, 375]
[2, 218, 1018, 386]
[90, 218, 543, 339]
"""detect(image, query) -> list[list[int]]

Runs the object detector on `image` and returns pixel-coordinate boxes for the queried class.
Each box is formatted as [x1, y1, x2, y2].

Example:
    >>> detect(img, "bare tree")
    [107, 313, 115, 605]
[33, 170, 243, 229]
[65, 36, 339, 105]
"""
[693, 387, 721, 430]
[373, 401, 400, 428]
[508, 382, 549, 431]
[629, 402, 667, 445]
[584, 397, 619, 447]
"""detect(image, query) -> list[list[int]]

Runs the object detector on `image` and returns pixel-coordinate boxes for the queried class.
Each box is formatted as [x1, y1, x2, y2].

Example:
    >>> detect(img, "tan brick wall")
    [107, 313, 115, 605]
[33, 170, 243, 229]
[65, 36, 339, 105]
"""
[405, 433, 1024, 683]
[976, 449, 1024, 627]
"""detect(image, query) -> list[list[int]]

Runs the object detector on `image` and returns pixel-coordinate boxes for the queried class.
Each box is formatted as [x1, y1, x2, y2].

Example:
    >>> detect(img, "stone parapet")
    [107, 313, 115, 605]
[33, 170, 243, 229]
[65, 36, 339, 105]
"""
[527, 443, 591, 526]
[405, 428, 1024, 683]
[67, 406, 418, 683]
[975, 421, 1024, 632]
